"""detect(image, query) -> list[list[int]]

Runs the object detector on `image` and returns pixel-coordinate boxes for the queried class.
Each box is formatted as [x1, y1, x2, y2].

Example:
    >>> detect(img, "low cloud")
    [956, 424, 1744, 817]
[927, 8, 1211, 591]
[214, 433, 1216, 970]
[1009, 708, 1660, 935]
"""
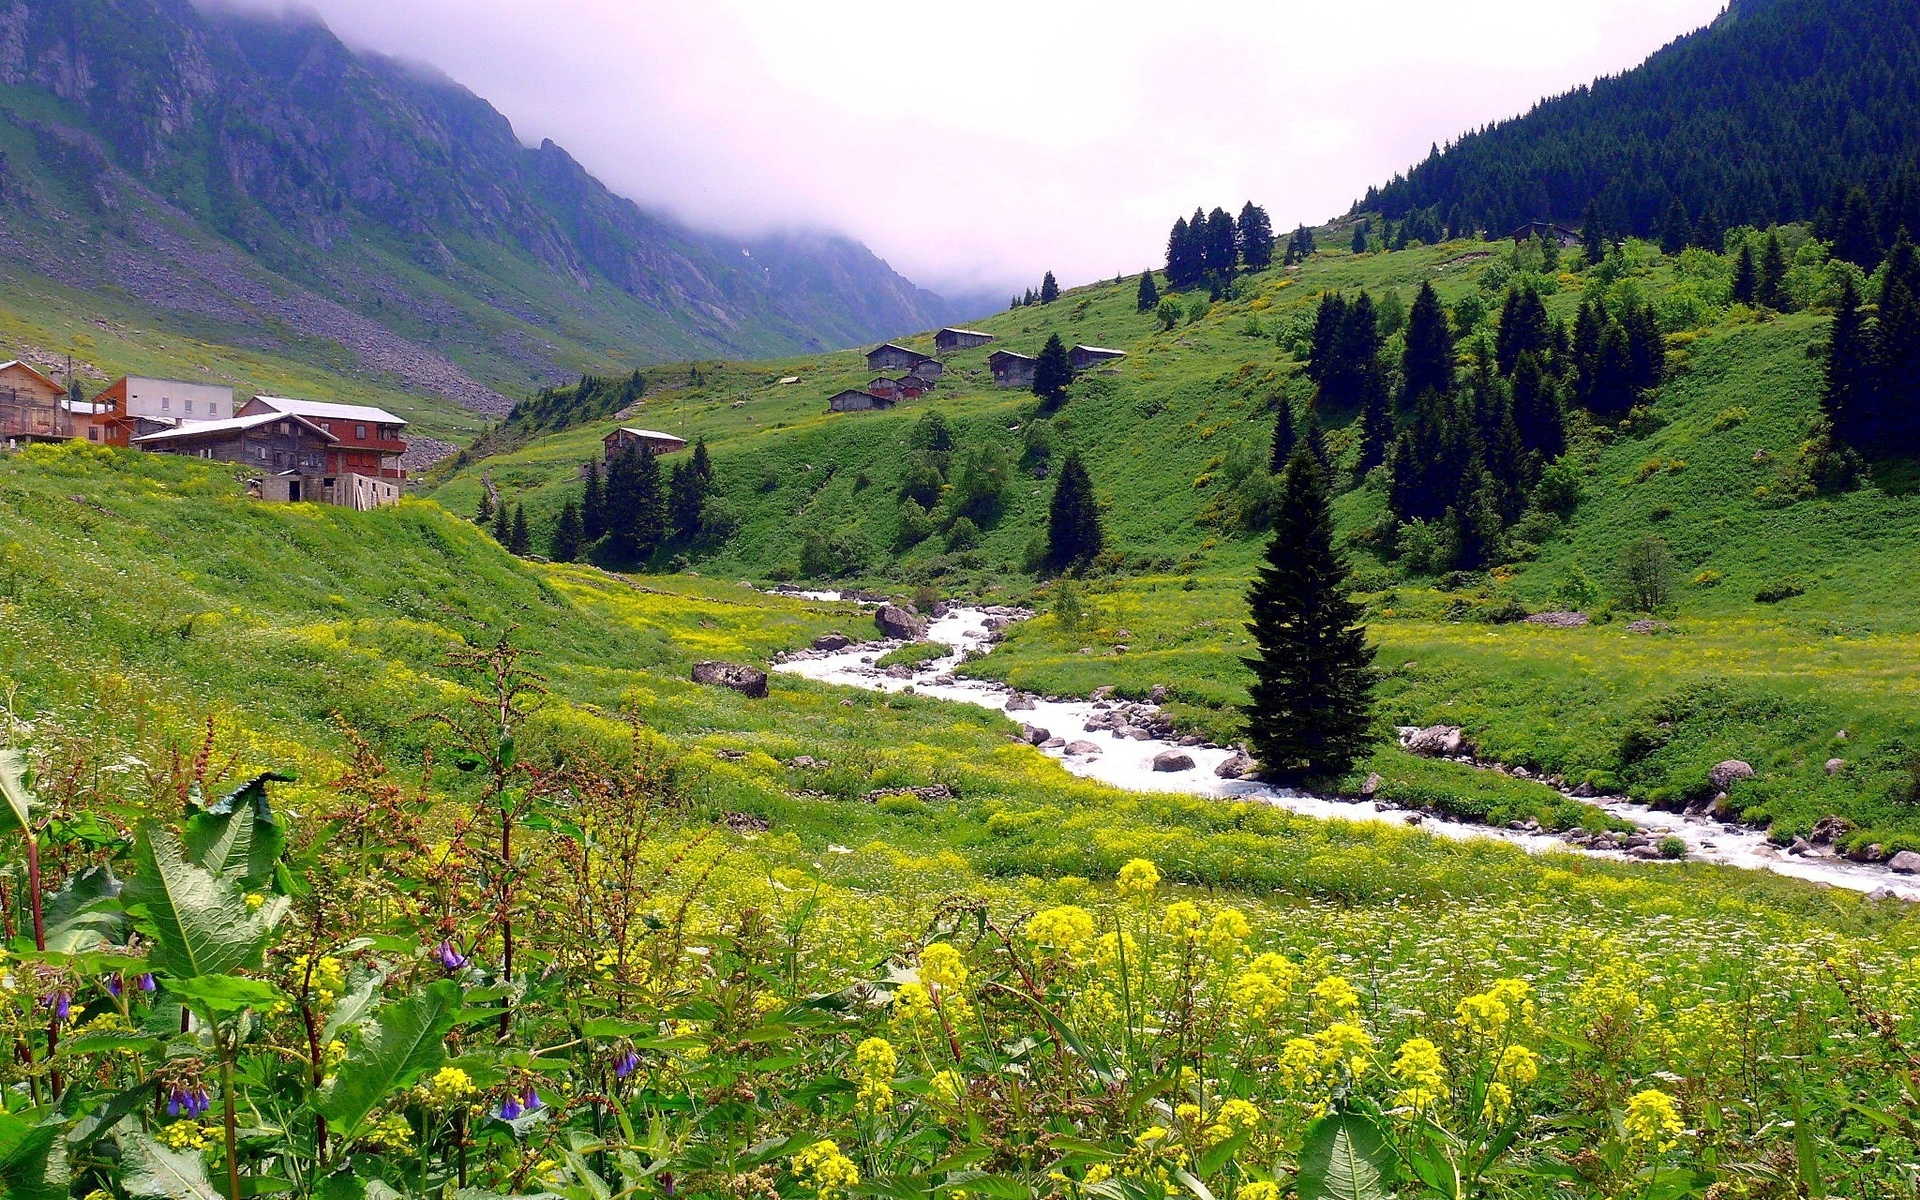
[211, 0, 1727, 296]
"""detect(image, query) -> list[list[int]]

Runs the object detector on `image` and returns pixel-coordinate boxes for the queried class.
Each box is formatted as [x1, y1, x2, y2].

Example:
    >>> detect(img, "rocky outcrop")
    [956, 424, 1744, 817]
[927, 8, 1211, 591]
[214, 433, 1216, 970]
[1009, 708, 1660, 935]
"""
[812, 633, 852, 652]
[874, 604, 927, 640]
[1406, 725, 1474, 758]
[1523, 611, 1590, 628]
[690, 661, 768, 698]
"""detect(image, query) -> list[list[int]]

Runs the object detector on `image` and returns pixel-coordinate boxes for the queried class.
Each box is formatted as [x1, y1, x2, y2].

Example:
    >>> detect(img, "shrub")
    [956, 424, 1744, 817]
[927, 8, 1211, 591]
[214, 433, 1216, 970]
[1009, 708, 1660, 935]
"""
[1691, 569, 1724, 588]
[799, 528, 869, 578]
[946, 517, 981, 552]
[1753, 577, 1807, 603]
[1617, 535, 1675, 612]
[1659, 835, 1688, 859]
[1712, 407, 1750, 431]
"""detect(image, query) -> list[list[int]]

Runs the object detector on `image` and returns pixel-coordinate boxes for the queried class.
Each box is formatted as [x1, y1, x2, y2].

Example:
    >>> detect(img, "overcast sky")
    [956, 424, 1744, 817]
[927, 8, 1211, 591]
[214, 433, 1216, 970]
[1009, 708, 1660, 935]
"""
[233, 0, 1728, 298]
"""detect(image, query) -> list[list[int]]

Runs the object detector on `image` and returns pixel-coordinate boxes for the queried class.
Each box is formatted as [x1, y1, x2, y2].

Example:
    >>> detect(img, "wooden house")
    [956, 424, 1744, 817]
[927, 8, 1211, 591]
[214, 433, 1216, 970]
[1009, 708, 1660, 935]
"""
[867, 377, 903, 401]
[828, 389, 896, 413]
[1505, 221, 1581, 248]
[896, 374, 935, 398]
[988, 350, 1036, 388]
[865, 342, 927, 372]
[0, 360, 77, 443]
[911, 357, 943, 378]
[134, 412, 335, 481]
[935, 327, 994, 355]
[241, 396, 408, 479]
[603, 427, 688, 462]
[1069, 344, 1128, 371]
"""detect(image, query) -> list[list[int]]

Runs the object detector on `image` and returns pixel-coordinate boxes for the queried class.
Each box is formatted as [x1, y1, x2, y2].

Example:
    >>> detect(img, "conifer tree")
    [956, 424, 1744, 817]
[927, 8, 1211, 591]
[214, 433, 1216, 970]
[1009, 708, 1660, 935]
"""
[1876, 233, 1920, 456]
[581, 459, 605, 542]
[1659, 198, 1691, 254]
[1205, 208, 1238, 281]
[1355, 376, 1395, 475]
[1494, 283, 1552, 376]
[474, 487, 494, 525]
[1590, 321, 1638, 419]
[1045, 452, 1102, 573]
[668, 459, 703, 542]
[1758, 233, 1790, 310]
[1731, 243, 1758, 305]
[1033, 334, 1074, 410]
[1166, 217, 1191, 286]
[602, 445, 641, 559]
[631, 444, 668, 559]
[1350, 220, 1369, 255]
[1401, 281, 1454, 402]
[1692, 208, 1722, 254]
[1269, 401, 1297, 474]
[1242, 448, 1376, 783]
[1568, 297, 1607, 407]
[1136, 270, 1159, 312]
[1834, 187, 1882, 270]
[490, 496, 510, 544]
[1238, 202, 1275, 270]
[1822, 275, 1875, 450]
[1581, 200, 1606, 264]
[691, 438, 713, 485]
[551, 497, 582, 562]
[1508, 352, 1565, 468]
[1624, 301, 1665, 393]
[508, 503, 530, 556]
[1040, 271, 1060, 304]
[1305, 293, 1349, 385]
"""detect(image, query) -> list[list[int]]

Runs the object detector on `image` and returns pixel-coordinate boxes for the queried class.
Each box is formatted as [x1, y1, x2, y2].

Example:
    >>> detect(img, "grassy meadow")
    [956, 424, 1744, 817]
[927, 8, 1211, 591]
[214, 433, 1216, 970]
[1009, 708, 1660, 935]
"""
[427, 233, 1920, 852]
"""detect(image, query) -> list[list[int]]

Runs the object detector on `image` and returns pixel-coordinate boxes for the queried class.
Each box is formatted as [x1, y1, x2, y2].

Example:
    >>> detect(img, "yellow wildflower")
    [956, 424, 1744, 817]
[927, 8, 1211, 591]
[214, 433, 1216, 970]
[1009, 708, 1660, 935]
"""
[1482, 1081, 1514, 1123]
[1094, 931, 1140, 972]
[1310, 976, 1360, 1023]
[1161, 900, 1203, 940]
[426, 1066, 475, 1108]
[1247, 952, 1299, 990]
[1026, 905, 1097, 962]
[928, 1068, 966, 1107]
[1238, 1183, 1281, 1200]
[157, 1121, 211, 1151]
[1454, 991, 1510, 1036]
[1277, 1037, 1324, 1090]
[1207, 908, 1251, 958]
[1390, 1037, 1447, 1113]
[363, 1111, 413, 1153]
[1623, 1088, 1683, 1152]
[1496, 1044, 1540, 1087]
[855, 1036, 897, 1114]
[1315, 1022, 1373, 1076]
[244, 892, 264, 910]
[1083, 1164, 1114, 1185]
[792, 1140, 860, 1200]
[1116, 858, 1161, 900]
[919, 943, 969, 991]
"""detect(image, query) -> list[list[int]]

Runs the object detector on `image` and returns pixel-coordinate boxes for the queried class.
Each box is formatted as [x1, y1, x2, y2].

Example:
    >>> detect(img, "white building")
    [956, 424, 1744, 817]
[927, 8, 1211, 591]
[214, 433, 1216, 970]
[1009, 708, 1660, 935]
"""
[114, 377, 236, 425]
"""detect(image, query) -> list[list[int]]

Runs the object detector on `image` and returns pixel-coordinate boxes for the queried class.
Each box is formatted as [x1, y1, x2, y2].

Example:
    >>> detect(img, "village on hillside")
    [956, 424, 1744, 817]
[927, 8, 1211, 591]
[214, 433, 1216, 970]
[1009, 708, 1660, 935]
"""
[0, 358, 411, 508]
[827, 329, 1126, 412]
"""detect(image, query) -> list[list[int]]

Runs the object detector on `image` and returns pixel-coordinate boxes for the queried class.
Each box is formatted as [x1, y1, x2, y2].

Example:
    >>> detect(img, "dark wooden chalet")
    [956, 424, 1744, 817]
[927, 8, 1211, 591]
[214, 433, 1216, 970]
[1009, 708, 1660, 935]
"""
[934, 327, 994, 355]
[828, 389, 897, 413]
[988, 350, 1036, 388]
[1069, 344, 1128, 371]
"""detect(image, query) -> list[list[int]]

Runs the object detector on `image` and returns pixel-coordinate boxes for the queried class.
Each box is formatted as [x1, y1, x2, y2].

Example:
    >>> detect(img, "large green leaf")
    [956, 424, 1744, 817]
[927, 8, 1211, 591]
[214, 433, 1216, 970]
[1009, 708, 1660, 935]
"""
[1297, 1113, 1394, 1200]
[184, 773, 291, 889]
[167, 973, 288, 1016]
[117, 1130, 221, 1200]
[42, 863, 126, 954]
[0, 748, 37, 841]
[0, 1111, 67, 1200]
[315, 979, 463, 1141]
[125, 821, 285, 980]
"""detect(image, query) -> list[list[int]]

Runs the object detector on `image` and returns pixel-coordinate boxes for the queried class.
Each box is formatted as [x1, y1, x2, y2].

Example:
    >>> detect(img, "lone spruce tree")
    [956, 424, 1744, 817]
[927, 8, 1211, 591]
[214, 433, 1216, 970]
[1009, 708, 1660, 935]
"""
[1136, 270, 1159, 312]
[1242, 448, 1376, 783]
[1045, 452, 1102, 573]
[1033, 334, 1074, 410]
[508, 503, 530, 556]
[551, 497, 582, 562]
[1040, 271, 1060, 304]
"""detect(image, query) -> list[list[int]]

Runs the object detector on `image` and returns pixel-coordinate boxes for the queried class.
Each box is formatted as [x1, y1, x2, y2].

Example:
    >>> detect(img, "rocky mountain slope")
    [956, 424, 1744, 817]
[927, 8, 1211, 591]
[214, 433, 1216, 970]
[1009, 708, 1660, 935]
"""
[0, 0, 969, 413]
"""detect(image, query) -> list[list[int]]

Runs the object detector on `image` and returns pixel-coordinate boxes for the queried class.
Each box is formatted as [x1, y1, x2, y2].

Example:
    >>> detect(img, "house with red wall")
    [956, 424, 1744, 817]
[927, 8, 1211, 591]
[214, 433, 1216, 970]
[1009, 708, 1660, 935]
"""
[240, 396, 408, 478]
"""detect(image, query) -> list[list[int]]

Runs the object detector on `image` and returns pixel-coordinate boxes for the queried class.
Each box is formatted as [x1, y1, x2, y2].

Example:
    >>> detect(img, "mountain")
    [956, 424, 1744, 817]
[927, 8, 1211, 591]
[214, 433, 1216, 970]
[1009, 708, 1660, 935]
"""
[1361, 0, 1920, 240]
[0, 0, 971, 416]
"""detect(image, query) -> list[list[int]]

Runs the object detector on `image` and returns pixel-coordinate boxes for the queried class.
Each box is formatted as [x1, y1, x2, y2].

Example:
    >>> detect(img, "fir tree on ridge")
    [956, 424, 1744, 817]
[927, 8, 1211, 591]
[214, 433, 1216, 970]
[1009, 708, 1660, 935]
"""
[1136, 270, 1159, 312]
[508, 503, 530, 556]
[1731, 243, 1757, 305]
[1040, 271, 1060, 304]
[1242, 448, 1376, 783]
[1401, 281, 1455, 404]
[1268, 401, 1296, 474]
[1238, 202, 1275, 270]
[1032, 334, 1074, 410]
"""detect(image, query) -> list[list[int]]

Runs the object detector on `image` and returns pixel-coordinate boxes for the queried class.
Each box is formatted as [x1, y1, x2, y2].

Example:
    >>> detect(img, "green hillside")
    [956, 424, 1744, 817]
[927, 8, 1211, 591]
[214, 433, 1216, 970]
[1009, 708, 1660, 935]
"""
[431, 231, 1920, 850]
[6, 436, 1920, 1199]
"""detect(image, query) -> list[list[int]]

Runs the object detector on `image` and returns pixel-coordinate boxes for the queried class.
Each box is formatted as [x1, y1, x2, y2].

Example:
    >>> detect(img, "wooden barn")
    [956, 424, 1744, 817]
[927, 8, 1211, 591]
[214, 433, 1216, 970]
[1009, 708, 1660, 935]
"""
[988, 350, 1036, 388]
[828, 389, 897, 413]
[603, 427, 688, 462]
[935, 327, 994, 355]
[867, 377, 903, 401]
[0, 360, 76, 443]
[865, 343, 928, 372]
[134, 412, 334, 476]
[1505, 221, 1581, 248]
[896, 374, 934, 398]
[1069, 344, 1128, 371]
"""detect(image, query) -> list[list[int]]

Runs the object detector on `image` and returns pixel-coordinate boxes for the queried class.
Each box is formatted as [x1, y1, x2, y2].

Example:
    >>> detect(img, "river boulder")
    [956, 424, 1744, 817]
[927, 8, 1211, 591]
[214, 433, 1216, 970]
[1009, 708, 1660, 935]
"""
[1004, 692, 1036, 712]
[691, 661, 769, 699]
[812, 632, 852, 652]
[1406, 725, 1473, 758]
[1215, 751, 1257, 779]
[1708, 759, 1755, 790]
[1892, 850, 1920, 874]
[1020, 724, 1051, 745]
[1151, 750, 1196, 773]
[875, 604, 926, 640]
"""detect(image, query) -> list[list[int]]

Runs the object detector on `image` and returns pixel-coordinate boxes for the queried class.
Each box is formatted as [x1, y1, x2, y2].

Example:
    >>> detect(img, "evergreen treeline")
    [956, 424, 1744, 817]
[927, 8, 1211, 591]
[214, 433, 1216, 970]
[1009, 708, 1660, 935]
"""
[481, 439, 720, 565]
[1011, 271, 1062, 309]
[1824, 233, 1920, 457]
[1165, 203, 1275, 290]
[505, 370, 646, 436]
[1361, 0, 1920, 246]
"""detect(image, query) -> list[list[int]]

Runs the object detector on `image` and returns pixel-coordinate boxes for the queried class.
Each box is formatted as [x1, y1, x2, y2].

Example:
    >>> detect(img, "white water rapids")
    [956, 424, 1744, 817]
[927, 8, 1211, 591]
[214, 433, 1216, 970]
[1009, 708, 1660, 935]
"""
[771, 599, 1920, 901]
